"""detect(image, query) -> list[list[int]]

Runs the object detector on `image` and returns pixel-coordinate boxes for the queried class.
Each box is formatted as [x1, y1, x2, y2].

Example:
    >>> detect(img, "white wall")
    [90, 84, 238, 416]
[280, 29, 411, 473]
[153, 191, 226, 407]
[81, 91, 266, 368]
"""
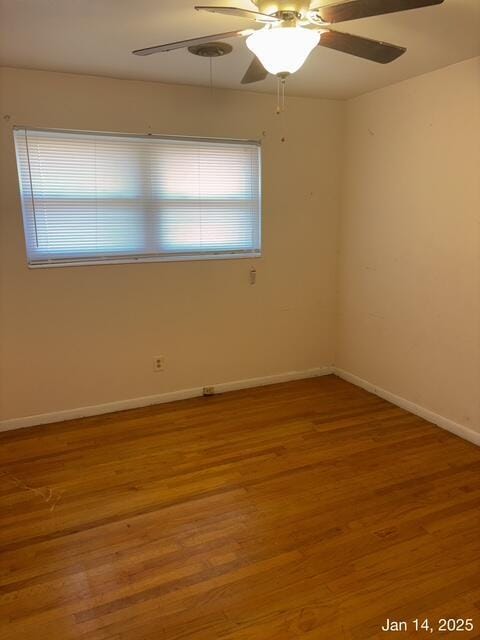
[337, 57, 480, 436]
[0, 67, 343, 421]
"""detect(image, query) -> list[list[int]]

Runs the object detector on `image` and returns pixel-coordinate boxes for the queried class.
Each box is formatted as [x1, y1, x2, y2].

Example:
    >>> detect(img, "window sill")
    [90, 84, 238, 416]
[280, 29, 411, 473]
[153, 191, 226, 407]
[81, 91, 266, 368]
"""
[27, 251, 262, 269]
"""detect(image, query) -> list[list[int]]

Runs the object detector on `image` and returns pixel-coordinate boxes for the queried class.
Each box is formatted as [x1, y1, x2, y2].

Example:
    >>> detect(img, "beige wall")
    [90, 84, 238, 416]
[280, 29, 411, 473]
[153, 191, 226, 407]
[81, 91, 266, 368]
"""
[2, 58, 479, 431]
[0, 67, 343, 421]
[337, 57, 480, 434]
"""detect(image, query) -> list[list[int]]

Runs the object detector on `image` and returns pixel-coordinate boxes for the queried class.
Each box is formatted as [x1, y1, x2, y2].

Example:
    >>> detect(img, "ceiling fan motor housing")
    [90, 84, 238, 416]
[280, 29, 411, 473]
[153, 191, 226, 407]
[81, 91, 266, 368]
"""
[252, 0, 312, 17]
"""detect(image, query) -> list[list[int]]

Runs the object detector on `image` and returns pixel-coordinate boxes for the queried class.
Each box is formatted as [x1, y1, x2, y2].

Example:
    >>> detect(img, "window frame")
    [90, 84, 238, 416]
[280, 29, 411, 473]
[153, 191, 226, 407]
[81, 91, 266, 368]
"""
[13, 127, 263, 268]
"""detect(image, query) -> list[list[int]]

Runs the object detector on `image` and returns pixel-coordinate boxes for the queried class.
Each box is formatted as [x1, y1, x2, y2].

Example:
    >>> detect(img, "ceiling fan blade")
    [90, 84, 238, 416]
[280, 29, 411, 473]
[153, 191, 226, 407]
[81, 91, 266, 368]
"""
[313, 0, 444, 24]
[319, 29, 406, 63]
[195, 6, 279, 23]
[241, 56, 268, 84]
[132, 29, 251, 55]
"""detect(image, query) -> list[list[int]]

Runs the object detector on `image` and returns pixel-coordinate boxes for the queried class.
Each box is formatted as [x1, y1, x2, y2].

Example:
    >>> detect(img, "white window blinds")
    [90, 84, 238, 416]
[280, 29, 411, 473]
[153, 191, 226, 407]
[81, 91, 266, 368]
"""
[14, 128, 262, 267]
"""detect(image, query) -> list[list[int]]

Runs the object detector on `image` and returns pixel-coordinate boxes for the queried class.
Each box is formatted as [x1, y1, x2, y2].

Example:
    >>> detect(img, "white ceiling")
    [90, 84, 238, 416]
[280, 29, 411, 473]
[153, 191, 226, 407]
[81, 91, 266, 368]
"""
[0, 0, 479, 99]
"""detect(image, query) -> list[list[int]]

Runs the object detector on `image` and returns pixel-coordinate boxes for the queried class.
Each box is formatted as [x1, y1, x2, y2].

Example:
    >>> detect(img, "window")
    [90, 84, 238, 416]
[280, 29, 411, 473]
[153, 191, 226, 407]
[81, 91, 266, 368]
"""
[14, 128, 261, 267]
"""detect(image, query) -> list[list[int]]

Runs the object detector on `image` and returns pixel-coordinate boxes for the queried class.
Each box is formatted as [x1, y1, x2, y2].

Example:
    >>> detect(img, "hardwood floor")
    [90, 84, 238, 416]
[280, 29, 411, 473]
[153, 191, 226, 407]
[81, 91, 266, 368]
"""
[0, 375, 479, 639]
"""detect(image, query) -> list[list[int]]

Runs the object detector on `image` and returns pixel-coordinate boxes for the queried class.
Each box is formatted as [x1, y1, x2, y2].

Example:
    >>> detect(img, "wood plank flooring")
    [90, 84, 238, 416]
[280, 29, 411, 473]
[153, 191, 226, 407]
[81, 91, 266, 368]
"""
[0, 375, 479, 639]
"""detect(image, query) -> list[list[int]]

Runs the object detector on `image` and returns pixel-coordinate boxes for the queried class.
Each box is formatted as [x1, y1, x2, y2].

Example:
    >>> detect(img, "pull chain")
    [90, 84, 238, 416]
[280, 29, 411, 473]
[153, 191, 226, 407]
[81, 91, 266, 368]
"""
[275, 76, 287, 143]
[209, 57, 213, 97]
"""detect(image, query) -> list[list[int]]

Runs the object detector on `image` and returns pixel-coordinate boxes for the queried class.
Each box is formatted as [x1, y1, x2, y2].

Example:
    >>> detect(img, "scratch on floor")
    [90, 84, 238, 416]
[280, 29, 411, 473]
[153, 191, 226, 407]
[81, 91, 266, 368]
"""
[0, 470, 63, 511]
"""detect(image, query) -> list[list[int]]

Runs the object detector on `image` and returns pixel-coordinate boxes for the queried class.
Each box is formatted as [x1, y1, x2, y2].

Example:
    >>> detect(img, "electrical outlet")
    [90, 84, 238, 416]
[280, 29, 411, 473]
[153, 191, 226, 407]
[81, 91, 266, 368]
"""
[203, 386, 215, 396]
[153, 356, 165, 372]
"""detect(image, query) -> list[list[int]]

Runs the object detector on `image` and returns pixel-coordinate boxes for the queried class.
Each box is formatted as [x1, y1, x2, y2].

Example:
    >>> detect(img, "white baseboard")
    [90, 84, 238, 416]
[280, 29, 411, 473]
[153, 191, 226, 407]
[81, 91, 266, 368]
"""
[4, 365, 477, 448]
[0, 366, 333, 433]
[333, 367, 480, 447]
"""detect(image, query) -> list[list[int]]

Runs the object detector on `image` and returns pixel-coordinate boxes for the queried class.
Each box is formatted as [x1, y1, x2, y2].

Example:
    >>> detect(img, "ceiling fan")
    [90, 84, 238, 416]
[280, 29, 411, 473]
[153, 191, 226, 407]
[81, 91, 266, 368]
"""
[132, 0, 445, 83]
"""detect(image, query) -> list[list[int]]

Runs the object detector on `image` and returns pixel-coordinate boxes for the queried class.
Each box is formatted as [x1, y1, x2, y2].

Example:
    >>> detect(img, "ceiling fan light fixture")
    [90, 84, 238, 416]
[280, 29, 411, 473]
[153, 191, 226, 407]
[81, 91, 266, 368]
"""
[246, 26, 320, 76]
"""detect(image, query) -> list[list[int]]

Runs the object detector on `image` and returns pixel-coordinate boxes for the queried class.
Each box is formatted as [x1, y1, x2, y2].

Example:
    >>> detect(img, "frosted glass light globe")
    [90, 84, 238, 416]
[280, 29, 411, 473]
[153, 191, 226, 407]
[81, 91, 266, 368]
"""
[246, 26, 320, 76]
